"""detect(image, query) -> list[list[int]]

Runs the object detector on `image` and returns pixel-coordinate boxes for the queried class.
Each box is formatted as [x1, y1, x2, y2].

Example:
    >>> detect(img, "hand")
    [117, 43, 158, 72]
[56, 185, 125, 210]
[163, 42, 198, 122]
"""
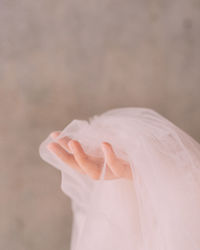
[47, 131, 133, 180]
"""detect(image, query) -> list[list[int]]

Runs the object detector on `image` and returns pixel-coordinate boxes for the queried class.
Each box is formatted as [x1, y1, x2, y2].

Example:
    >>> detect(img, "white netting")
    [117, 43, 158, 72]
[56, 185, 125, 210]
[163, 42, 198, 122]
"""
[39, 107, 200, 250]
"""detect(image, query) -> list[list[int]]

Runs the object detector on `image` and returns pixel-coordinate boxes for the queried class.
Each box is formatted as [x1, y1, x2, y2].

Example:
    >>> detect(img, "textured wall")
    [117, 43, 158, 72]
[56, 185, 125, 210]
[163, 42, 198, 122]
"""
[1, 0, 200, 249]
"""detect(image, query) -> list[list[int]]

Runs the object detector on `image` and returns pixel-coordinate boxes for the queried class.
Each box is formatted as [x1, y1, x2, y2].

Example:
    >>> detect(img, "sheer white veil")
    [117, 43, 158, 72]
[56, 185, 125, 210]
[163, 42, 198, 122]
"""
[39, 107, 200, 250]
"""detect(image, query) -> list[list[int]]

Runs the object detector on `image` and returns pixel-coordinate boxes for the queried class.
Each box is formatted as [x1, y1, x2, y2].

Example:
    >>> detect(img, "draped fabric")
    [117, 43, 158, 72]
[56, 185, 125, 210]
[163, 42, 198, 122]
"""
[39, 107, 200, 250]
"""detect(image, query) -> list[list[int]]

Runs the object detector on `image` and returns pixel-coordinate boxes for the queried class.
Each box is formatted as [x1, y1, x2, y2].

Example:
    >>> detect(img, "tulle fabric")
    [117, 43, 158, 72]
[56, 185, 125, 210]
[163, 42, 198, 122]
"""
[39, 107, 200, 250]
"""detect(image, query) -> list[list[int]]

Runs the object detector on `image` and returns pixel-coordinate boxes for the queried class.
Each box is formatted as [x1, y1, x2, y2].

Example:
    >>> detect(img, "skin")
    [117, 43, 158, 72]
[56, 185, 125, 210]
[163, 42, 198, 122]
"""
[47, 131, 133, 180]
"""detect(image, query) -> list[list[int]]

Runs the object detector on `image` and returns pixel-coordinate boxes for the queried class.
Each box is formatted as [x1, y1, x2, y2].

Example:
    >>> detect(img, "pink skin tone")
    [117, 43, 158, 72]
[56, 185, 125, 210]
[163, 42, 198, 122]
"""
[47, 131, 133, 180]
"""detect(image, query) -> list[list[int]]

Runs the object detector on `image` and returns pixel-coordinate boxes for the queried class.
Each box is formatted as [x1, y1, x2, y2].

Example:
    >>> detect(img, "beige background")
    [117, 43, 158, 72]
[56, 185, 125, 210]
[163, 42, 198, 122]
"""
[1, 0, 200, 249]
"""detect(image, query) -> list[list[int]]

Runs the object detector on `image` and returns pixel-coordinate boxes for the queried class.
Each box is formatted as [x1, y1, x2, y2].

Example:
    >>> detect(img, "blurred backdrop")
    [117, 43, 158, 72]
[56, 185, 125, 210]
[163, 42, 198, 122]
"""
[1, 0, 200, 249]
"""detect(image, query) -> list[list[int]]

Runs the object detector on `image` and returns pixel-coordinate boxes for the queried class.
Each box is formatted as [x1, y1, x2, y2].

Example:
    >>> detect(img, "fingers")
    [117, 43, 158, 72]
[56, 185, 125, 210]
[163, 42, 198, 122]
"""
[101, 142, 132, 179]
[57, 137, 72, 152]
[47, 142, 85, 174]
[101, 142, 117, 163]
[48, 131, 132, 180]
[101, 142, 119, 176]
[69, 140, 101, 180]
[50, 131, 72, 152]
[48, 131, 101, 179]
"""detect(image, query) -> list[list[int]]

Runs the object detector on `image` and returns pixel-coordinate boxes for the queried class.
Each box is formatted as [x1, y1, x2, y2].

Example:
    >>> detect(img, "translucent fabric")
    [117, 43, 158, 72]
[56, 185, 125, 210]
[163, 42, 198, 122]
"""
[39, 107, 200, 250]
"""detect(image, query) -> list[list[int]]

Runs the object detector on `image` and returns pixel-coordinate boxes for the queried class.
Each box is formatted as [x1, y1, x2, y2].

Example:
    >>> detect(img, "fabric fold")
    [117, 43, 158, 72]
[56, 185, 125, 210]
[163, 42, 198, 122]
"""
[39, 107, 200, 250]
